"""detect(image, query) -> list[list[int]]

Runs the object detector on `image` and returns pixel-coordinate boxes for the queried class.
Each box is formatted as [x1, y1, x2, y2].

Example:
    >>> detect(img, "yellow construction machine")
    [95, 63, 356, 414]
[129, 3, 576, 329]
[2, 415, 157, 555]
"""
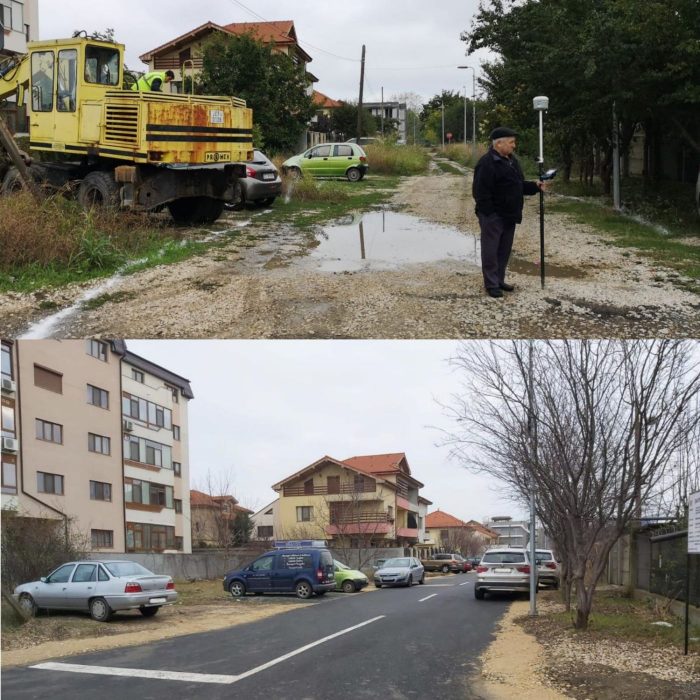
[0, 34, 254, 223]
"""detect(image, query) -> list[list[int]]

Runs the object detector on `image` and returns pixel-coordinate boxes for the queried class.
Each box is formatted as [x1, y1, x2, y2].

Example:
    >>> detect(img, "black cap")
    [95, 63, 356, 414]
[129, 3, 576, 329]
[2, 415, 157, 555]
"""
[490, 127, 518, 140]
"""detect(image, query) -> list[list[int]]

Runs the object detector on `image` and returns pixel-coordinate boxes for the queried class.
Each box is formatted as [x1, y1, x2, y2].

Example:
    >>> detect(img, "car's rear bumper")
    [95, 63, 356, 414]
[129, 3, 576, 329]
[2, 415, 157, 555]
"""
[475, 579, 530, 592]
[312, 582, 336, 593]
[104, 591, 178, 611]
[244, 178, 282, 200]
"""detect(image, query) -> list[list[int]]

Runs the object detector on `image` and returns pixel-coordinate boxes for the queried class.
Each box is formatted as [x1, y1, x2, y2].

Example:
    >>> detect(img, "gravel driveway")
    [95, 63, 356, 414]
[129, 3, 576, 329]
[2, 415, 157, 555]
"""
[1, 164, 698, 339]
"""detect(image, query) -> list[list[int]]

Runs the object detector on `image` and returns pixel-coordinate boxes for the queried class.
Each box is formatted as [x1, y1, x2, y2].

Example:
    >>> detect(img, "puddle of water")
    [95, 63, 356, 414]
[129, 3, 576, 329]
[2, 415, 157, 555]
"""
[301, 210, 480, 272]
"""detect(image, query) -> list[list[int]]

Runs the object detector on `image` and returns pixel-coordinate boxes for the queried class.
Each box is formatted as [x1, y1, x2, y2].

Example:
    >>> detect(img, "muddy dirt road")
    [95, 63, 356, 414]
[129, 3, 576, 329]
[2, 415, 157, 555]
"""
[2, 165, 698, 338]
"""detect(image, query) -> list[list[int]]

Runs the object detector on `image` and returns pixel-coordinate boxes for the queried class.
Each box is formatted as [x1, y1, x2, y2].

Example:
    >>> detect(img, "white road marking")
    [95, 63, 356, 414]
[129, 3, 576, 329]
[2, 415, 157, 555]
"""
[460, 581, 471, 586]
[31, 615, 385, 685]
[423, 583, 455, 587]
[418, 594, 438, 602]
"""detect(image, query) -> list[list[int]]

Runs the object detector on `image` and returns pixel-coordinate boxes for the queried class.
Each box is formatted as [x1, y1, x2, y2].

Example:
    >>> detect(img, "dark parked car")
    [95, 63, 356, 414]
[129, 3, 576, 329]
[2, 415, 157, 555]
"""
[227, 150, 282, 210]
[13, 560, 177, 621]
[223, 547, 335, 599]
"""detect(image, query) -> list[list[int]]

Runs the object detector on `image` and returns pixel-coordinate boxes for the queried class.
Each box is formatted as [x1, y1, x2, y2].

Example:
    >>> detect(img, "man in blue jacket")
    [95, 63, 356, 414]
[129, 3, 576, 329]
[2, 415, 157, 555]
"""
[472, 127, 546, 298]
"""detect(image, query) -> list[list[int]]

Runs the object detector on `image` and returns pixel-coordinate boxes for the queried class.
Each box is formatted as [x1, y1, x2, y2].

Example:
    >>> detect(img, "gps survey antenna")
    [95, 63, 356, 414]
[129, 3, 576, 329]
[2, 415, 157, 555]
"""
[533, 96, 549, 289]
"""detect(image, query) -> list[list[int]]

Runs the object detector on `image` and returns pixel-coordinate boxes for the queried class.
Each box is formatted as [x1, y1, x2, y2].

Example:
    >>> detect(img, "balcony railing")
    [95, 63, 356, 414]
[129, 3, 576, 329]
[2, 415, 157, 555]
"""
[153, 57, 204, 71]
[283, 482, 376, 497]
[329, 511, 389, 525]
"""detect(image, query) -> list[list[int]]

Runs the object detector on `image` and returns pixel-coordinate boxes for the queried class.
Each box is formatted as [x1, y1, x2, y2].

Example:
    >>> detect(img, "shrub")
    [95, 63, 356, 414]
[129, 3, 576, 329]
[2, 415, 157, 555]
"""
[282, 172, 349, 203]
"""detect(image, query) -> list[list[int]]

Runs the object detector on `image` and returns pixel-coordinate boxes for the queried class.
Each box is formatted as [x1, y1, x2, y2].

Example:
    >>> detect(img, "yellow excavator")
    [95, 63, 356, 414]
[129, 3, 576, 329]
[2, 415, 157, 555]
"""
[0, 34, 253, 223]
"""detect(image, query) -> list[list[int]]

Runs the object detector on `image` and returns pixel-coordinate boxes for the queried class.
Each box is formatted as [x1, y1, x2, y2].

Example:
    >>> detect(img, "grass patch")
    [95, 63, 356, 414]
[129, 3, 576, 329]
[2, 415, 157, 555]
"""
[441, 142, 486, 169]
[362, 143, 429, 175]
[548, 197, 700, 289]
[436, 161, 464, 175]
[539, 589, 700, 651]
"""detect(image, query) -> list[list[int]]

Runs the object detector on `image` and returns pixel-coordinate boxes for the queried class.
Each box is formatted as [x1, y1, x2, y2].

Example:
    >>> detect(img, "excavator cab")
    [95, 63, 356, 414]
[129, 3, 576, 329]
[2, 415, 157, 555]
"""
[23, 37, 124, 149]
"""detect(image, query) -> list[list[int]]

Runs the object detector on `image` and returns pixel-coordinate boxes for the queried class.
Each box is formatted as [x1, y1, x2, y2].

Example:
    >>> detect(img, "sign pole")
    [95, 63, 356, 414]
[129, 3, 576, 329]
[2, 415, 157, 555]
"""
[533, 96, 549, 289]
[687, 492, 700, 655]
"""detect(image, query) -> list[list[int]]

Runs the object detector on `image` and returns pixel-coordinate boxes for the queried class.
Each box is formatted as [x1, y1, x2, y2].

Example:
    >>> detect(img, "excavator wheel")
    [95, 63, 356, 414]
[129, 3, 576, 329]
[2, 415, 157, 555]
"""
[168, 197, 225, 225]
[1, 164, 46, 195]
[77, 171, 120, 209]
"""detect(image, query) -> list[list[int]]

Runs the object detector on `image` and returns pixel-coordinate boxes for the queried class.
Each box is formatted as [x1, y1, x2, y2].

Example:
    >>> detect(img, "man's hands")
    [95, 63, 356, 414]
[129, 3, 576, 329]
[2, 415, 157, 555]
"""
[536, 180, 549, 192]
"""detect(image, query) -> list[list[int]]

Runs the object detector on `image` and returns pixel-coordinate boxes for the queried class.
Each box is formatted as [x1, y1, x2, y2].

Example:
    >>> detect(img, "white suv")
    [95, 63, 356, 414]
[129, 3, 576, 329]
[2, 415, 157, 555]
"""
[534, 549, 560, 589]
[474, 547, 536, 600]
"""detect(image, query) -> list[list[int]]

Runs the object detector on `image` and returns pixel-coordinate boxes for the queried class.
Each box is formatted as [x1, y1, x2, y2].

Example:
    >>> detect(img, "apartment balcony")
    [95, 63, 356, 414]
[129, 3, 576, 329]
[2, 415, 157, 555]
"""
[396, 496, 419, 513]
[326, 511, 392, 535]
[283, 482, 376, 497]
[396, 527, 419, 539]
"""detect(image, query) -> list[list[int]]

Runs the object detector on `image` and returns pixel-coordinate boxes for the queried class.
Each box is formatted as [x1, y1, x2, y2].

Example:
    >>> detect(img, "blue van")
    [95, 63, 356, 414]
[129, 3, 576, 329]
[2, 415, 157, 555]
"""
[223, 547, 335, 599]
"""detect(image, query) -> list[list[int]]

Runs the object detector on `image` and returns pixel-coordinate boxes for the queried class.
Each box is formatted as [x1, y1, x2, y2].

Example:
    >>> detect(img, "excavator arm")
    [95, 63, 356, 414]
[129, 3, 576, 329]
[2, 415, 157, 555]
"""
[0, 52, 30, 104]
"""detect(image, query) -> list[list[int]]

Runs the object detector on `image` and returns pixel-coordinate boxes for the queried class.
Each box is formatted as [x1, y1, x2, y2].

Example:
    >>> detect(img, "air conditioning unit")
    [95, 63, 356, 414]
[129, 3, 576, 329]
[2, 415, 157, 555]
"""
[1, 436, 18, 453]
[1, 377, 16, 393]
[123, 419, 134, 432]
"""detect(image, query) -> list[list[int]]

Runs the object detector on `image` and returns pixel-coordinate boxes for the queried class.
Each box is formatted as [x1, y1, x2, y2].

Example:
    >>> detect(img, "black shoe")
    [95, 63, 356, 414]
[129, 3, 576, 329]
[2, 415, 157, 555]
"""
[486, 288, 503, 298]
[500, 282, 515, 292]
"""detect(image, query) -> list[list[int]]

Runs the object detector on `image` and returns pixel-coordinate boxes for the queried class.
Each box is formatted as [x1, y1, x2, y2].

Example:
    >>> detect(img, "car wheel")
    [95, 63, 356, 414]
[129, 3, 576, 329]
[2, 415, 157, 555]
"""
[346, 167, 361, 182]
[474, 588, 485, 600]
[342, 580, 356, 594]
[89, 597, 112, 622]
[441, 565, 450, 574]
[229, 581, 246, 597]
[375, 583, 382, 588]
[288, 167, 302, 180]
[18, 593, 37, 617]
[419, 574, 425, 585]
[295, 581, 312, 599]
[552, 579, 560, 590]
[139, 606, 159, 618]
[406, 576, 413, 587]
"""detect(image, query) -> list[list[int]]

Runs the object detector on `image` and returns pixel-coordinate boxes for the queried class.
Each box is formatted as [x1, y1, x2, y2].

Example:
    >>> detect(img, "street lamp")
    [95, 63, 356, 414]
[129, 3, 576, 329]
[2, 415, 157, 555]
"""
[462, 85, 467, 148]
[457, 65, 476, 155]
[441, 100, 445, 148]
[533, 95, 549, 290]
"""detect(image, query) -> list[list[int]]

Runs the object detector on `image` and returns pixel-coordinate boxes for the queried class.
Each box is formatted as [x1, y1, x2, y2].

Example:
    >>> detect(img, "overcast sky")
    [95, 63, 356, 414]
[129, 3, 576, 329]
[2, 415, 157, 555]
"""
[127, 340, 527, 523]
[39, 0, 489, 103]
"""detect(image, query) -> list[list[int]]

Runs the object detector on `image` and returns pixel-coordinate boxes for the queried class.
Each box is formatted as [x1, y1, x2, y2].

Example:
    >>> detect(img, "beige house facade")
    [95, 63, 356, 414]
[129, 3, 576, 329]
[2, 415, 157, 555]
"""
[1, 340, 193, 553]
[272, 453, 430, 548]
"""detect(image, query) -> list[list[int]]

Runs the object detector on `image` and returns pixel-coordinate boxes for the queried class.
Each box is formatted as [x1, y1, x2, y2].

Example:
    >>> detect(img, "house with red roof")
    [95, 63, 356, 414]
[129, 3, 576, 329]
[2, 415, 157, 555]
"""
[424, 509, 499, 553]
[190, 489, 253, 548]
[271, 453, 432, 548]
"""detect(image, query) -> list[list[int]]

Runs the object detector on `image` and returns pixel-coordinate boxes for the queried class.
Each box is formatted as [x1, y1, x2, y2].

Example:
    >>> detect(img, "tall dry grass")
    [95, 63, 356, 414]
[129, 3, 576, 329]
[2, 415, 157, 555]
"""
[0, 191, 170, 273]
[442, 142, 487, 169]
[363, 143, 429, 175]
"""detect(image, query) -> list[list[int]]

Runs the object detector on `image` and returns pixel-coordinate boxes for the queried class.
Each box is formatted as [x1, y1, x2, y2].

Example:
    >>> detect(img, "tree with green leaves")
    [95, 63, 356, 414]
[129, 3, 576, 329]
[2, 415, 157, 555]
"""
[198, 32, 315, 154]
[329, 102, 378, 141]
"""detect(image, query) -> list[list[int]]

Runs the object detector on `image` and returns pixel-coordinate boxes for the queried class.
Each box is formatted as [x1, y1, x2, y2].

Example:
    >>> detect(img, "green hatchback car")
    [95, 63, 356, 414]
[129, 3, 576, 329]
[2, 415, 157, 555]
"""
[334, 560, 369, 593]
[282, 143, 369, 182]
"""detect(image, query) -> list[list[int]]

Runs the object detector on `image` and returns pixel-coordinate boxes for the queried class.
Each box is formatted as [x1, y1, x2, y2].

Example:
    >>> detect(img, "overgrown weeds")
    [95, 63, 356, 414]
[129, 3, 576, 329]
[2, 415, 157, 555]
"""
[281, 172, 349, 203]
[442, 142, 486, 169]
[363, 142, 429, 175]
[0, 191, 174, 289]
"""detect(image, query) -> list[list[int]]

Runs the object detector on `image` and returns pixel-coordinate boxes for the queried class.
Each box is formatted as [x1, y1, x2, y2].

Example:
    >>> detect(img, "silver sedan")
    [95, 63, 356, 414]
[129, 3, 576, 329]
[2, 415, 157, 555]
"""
[373, 557, 425, 587]
[13, 560, 177, 621]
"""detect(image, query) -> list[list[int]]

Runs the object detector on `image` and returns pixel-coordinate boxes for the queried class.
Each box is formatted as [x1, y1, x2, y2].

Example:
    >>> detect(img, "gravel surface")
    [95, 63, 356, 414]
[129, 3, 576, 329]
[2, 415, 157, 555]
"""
[1, 161, 698, 339]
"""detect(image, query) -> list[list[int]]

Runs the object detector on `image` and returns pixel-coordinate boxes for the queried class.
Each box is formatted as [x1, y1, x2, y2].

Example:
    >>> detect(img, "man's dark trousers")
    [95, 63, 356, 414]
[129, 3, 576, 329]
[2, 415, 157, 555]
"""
[478, 213, 516, 291]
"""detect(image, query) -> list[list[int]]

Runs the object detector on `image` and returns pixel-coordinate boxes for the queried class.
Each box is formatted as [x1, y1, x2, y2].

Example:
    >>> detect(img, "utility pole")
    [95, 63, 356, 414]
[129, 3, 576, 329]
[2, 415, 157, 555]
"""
[356, 45, 366, 141]
[612, 100, 621, 210]
[527, 341, 538, 617]
[463, 85, 467, 147]
[380, 86, 384, 137]
[441, 101, 445, 148]
[457, 65, 477, 155]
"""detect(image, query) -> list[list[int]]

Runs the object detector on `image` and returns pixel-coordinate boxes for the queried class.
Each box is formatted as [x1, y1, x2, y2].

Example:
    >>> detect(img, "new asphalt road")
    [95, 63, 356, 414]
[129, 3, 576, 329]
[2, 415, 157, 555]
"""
[2, 573, 512, 699]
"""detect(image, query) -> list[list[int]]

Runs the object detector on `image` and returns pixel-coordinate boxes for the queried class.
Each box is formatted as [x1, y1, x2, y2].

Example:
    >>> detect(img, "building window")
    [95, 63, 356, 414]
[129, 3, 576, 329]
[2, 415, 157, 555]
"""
[126, 522, 176, 552]
[1, 343, 11, 379]
[174, 498, 182, 514]
[34, 365, 62, 393]
[122, 393, 172, 429]
[0, 2, 23, 32]
[173, 461, 181, 477]
[440, 529, 449, 541]
[1, 402, 15, 436]
[86, 339, 107, 362]
[87, 384, 109, 409]
[90, 480, 112, 501]
[37, 471, 64, 495]
[35, 418, 63, 444]
[88, 433, 111, 455]
[1, 457, 17, 494]
[91, 529, 113, 549]
[172, 424, 180, 441]
[257, 525, 273, 538]
[296, 506, 313, 522]
[131, 369, 145, 383]
[124, 479, 173, 508]
[123, 435, 172, 469]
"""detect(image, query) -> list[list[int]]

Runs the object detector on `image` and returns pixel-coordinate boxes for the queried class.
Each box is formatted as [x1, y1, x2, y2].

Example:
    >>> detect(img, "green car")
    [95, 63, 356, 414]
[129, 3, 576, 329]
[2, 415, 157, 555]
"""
[282, 142, 369, 182]
[334, 560, 369, 593]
